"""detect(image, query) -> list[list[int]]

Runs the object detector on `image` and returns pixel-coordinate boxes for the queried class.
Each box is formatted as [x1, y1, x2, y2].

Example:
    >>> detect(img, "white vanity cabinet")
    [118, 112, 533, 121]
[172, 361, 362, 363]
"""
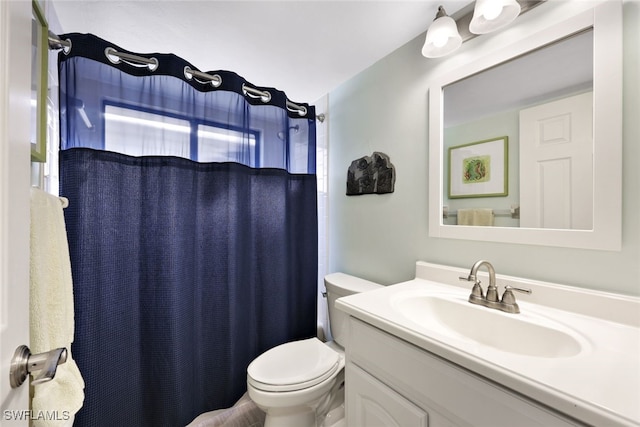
[345, 317, 585, 427]
[348, 364, 429, 427]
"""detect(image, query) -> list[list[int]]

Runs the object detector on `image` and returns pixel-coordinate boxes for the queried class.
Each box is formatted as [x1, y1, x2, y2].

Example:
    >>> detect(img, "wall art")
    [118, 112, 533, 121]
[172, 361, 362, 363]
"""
[346, 152, 395, 196]
[448, 137, 508, 198]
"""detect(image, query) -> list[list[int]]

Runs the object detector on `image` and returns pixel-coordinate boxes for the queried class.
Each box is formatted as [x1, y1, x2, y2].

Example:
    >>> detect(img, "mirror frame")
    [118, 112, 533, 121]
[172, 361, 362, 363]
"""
[31, 0, 48, 162]
[428, 1, 622, 251]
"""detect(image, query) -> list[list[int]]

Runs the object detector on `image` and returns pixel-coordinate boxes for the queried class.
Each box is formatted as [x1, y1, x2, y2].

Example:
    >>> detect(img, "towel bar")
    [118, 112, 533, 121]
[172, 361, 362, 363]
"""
[443, 205, 520, 219]
[9, 345, 68, 388]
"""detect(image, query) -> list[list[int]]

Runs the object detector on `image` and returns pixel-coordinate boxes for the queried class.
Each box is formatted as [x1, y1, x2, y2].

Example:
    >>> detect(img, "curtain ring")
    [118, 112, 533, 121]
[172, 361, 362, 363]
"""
[147, 58, 159, 72]
[242, 84, 271, 103]
[104, 47, 120, 65]
[104, 47, 159, 72]
[183, 66, 222, 88]
[287, 104, 307, 116]
[62, 39, 72, 55]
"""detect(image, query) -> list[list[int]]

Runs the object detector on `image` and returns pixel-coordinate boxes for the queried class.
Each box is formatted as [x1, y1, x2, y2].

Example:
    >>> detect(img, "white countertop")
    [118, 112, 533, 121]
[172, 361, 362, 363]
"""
[335, 263, 640, 427]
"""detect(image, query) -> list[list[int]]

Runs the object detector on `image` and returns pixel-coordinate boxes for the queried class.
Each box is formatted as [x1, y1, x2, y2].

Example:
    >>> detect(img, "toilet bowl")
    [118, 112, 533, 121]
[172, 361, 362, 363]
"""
[247, 338, 344, 427]
[246, 273, 382, 427]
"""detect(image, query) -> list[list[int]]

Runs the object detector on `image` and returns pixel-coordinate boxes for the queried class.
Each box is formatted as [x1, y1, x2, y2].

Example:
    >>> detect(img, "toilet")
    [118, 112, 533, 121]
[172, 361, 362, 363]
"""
[247, 272, 382, 427]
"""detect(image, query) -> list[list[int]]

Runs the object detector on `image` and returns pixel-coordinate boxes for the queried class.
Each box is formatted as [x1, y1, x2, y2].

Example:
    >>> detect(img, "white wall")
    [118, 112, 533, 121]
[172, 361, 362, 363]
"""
[328, 0, 640, 296]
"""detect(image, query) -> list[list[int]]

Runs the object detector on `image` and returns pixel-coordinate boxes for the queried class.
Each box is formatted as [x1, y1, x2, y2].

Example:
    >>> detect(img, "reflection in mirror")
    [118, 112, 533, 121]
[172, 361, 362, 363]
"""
[31, 9, 39, 147]
[443, 29, 593, 229]
[428, 1, 622, 250]
[31, 0, 48, 162]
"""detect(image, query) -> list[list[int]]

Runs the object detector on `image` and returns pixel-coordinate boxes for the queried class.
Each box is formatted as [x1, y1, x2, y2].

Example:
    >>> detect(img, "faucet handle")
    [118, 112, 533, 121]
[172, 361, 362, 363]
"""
[501, 285, 532, 304]
[460, 273, 485, 303]
[498, 286, 531, 314]
[506, 285, 532, 294]
[466, 280, 485, 304]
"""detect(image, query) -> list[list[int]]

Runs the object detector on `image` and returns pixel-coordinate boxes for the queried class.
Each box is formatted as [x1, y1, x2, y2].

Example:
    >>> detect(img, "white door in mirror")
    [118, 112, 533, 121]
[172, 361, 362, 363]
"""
[519, 91, 593, 230]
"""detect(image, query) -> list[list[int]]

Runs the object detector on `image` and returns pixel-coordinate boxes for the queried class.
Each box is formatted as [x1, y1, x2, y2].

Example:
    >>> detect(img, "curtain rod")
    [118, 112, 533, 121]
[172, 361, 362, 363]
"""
[48, 33, 324, 121]
[48, 31, 71, 52]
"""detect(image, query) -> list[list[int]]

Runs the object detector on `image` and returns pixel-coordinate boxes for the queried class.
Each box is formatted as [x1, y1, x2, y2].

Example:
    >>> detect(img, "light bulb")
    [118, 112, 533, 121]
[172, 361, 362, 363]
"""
[482, 3, 503, 21]
[432, 33, 448, 48]
[422, 6, 462, 58]
[469, 0, 521, 34]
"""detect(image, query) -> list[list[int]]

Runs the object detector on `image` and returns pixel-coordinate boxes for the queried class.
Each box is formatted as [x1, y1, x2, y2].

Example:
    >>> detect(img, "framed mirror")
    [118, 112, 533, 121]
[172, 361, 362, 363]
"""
[31, 0, 48, 162]
[428, 1, 622, 251]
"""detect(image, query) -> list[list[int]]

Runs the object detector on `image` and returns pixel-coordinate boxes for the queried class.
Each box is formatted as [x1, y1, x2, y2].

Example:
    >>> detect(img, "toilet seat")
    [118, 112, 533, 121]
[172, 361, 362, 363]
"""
[247, 338, 341, 392]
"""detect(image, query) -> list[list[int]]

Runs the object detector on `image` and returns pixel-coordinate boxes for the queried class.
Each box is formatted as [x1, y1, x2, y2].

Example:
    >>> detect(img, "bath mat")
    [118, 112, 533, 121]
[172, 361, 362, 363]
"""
[186, 392, 265, 427]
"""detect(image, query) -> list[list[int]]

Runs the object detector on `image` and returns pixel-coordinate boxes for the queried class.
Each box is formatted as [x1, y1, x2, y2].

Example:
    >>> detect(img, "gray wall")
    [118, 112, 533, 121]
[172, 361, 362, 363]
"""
[327, 0, 640, 296]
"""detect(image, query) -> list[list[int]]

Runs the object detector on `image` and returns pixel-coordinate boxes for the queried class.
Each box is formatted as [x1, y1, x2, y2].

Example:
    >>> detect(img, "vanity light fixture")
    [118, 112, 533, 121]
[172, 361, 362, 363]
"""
[422, 6, 462, 58]
[469, 0, 522, 34]
[422, 1, 543, 59]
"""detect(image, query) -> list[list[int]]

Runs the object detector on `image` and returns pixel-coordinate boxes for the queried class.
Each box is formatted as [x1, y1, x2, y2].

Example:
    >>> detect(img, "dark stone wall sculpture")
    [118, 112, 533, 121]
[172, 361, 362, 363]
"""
[346, 152, 396, 196]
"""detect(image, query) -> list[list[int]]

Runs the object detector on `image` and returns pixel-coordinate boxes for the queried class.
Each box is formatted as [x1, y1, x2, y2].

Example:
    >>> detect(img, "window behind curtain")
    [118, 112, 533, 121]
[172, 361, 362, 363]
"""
[104, 104, 258, 163]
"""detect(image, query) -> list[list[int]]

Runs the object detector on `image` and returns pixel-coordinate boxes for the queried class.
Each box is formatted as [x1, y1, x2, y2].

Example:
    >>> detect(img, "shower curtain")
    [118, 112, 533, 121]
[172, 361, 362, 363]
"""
[58, 33, 318, 427]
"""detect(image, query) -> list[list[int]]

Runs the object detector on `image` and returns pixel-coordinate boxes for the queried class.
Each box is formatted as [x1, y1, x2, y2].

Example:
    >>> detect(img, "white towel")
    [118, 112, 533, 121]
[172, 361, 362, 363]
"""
[457, 208, 494, 226]
[30, 188, 85, 427]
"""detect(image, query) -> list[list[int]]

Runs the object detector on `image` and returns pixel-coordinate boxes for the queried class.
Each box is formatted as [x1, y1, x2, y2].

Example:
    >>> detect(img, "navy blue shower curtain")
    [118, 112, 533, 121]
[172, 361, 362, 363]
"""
[58, 34, 318, 427]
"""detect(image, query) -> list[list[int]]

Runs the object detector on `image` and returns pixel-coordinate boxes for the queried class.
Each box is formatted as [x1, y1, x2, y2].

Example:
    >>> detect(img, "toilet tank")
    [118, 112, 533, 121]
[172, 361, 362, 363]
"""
[324, 272, 382, 347]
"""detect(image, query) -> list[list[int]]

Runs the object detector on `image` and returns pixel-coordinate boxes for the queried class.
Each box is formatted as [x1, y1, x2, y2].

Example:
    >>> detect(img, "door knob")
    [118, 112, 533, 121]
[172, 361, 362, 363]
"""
[10, 345, 67, 388]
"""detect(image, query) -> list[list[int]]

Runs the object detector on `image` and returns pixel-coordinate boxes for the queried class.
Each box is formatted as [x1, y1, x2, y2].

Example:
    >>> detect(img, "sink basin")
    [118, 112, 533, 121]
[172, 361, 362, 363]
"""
[392, 292, 584, 358]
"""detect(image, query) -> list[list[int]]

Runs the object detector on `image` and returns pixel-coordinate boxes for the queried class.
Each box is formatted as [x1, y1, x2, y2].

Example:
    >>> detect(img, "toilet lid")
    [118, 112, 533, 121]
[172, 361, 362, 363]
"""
[247, 338, 341, 392]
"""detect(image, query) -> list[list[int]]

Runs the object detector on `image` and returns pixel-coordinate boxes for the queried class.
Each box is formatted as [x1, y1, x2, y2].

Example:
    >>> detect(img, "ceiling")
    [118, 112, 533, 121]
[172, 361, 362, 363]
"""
[444, 28, 593, 127]
[50, 0, 469, 103]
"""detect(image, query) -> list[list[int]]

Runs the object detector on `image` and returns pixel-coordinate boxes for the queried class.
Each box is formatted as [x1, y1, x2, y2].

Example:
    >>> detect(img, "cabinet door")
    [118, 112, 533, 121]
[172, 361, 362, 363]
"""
[347, 364, 428, 427]
[349, 318, 585, 427]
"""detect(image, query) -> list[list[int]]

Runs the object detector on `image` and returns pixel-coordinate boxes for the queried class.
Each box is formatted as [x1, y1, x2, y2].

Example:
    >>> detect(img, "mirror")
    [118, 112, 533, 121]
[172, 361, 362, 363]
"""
[444, 30, 593, 229]
[429, 1, 622, 250]
[31, 0, 48, 162]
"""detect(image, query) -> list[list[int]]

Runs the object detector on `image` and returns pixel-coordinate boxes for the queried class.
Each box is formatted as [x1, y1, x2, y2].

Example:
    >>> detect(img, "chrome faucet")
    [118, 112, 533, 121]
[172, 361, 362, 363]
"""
[460, 260, 531, 314]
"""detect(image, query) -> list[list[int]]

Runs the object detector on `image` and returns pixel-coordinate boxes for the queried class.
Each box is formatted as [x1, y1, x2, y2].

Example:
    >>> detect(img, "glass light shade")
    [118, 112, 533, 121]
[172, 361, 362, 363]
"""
[422, 15, 462, 58]
[469, 0, 522, 34]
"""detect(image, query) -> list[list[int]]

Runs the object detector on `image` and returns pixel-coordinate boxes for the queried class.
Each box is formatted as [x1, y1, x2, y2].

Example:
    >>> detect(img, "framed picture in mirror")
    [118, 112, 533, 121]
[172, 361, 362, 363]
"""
[448, 137, 508, 199]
